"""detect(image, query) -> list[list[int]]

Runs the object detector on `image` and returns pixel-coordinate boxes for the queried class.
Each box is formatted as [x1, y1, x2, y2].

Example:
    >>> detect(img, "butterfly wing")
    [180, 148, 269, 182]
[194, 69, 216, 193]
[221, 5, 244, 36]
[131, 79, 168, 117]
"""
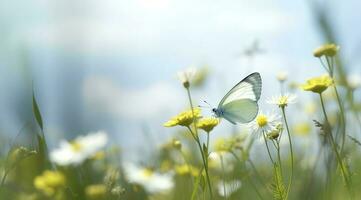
[221, 99, 259, 124]
[218, 72, 262, 124]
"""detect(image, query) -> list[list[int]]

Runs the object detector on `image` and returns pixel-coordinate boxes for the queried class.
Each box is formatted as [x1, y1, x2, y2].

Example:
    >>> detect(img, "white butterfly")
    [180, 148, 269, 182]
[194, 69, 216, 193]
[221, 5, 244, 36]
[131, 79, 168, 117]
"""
[212, 72, 262, 124]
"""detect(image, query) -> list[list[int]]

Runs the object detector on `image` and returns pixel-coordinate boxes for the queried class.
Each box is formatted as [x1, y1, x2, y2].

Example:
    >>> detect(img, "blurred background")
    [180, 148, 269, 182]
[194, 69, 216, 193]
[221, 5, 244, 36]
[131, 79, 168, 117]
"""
[1, 0, 361, 160]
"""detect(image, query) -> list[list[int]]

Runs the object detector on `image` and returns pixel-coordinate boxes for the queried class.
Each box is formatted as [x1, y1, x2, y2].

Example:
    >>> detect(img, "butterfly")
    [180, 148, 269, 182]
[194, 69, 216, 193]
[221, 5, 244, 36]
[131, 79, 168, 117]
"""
[212, 72, 262, 125]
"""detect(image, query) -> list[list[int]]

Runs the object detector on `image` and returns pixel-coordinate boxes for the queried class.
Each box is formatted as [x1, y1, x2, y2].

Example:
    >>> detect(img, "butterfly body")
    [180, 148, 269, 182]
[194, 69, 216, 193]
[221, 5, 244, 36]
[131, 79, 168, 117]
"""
[212, 72, 262, 125]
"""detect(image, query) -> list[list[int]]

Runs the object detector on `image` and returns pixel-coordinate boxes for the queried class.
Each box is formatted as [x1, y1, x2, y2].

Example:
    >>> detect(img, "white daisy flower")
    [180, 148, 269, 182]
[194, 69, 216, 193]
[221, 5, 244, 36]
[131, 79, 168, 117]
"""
[249, 111, 281, 135]
[267, 93, 297, 108]
[347, 74, 361, 90]
[217, 180, 242, 197]
[50, 131, 108, 166]
[177, 67, 197, 88]
[123, 163, 174, 194]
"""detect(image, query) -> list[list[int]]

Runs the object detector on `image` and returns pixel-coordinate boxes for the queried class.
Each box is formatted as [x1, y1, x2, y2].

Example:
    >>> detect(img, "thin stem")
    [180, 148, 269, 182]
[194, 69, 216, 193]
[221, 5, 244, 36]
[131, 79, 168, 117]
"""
[186, 87, 213, 199]
[332, 85, 346, 153]
[220, 155, 227, 200]
[262, 131, 275, 164]
[281, 107, 294, 199]
[319, 94, 352, 195]
[276, 141, 283, 176]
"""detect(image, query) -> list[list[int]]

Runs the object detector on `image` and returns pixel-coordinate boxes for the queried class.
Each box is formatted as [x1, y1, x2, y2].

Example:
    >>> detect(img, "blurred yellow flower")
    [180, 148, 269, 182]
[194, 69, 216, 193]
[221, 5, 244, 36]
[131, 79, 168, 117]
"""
[214, 138, 233, 153]
[313, 43, 339, 57]
[175, 164, 199, 177]
[293, 122, 311, 136]
[301, 75, 333, 94]
[172, 139, 182, 150]
[85, 184, 107, 200]
[164, 108, 201, 127]
[34, 170, 66, 196]
[196, 117, 219, 133]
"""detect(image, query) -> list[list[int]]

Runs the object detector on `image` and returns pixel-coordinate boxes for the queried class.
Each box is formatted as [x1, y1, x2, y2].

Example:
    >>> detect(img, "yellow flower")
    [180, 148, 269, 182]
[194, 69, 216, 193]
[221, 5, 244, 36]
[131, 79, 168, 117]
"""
[175, 164, 199, 177]
[301, 75, 333, 94]
[196, 117, 219, 133]
[172, 139, 182, 150]
[293, 122, 311, 136]
[34, 170, 66, 196]
[313, 43, 339, 57]
[85, 184, 107, 200]
[214, 138, 234, 153]
[164, 108, 201, 127]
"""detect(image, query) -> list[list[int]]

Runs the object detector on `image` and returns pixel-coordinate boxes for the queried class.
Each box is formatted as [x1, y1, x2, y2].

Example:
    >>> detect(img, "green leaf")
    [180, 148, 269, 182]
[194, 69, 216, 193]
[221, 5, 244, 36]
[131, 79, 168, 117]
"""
[32, 91, 43, 131]
[270, 164, 286, 200]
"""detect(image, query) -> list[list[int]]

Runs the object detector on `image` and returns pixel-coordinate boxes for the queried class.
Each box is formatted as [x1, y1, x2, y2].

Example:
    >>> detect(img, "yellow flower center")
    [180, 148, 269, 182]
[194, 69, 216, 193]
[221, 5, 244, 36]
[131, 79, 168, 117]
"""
[256, 114, 268, 127]
[278, 96, 288, 107]
[142, 169, 154, 178]
[70, 142, 83, 152]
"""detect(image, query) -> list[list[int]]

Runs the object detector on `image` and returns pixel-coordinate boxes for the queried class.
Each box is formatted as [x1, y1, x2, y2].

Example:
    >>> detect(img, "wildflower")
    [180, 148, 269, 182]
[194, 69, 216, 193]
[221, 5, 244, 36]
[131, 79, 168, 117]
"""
[172, 139, 182, 150]
[217, 180, 242, 197]
[214, 138, 233, 153]
[348, 74, 361, 90]
[293, 122, 311, 136]
[301, 74, 333, 94]
[164, 108, 201, 127]
[50, 131, 108, 166]
[249, 112, 281, 135]
[276, 71, 288, 82]
[34, 170, 66, 196]
[196, 117, 219, 133]
[267, 94, 297, 108]
[85, 184, 107, 200]
[267, 123, 283, 140]
[175, 164, 199, 177]
[123, 163, 174, 193]
[177, 67, 197, 88]
[313, 43, 339, 57]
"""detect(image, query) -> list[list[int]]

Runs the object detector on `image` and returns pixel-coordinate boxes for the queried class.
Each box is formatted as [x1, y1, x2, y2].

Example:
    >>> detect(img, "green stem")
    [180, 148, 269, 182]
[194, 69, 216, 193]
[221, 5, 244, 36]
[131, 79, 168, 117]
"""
[262, 131, 275, 164]
[281, 107, 294, 199]
[332, 85, 346, 153]
[319, 94, 352, 195]
[275, 141, 283, 177]
[186, 88, 213, 199]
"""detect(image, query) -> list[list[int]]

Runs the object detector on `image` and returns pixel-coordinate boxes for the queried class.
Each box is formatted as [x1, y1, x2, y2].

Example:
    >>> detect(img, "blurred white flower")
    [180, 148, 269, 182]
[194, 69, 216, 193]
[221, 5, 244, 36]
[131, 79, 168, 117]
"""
[267, 93, 297, 108]
[177, 67, 197, 88]
[347, 74, 361, 90]
[217, 180, 242, 197]
[249, 111, 281, 135]
[123, 163, 174, 194]
[50, 131, 108, 166]
[276, 71, 288, 82]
